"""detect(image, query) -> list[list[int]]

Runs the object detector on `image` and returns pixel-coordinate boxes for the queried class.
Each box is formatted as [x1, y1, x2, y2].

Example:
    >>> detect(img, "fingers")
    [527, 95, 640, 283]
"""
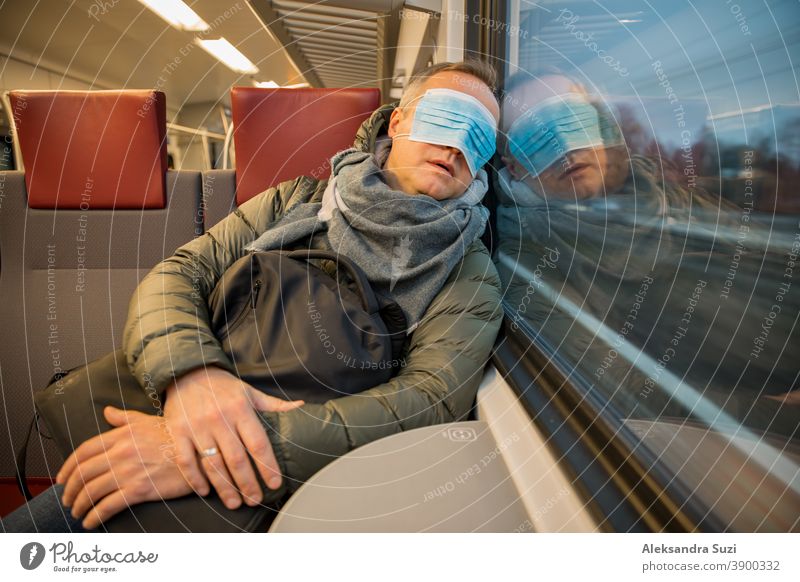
[249, 388, 304, 413]
[214, 428, 263, 506]
[62, 452, 113, 507]
[56, 409, 146, 486]
[194, 407, 283, 506]
[56, 430, 116, 486]
[81, 490, 130, 530]
[104, 406, 146, 427]
[237, 412, 283, 491]
[69, 472, 119, 520]
[173, 435, 210, 496]
[198, 444, 242, 509]
[171, 412, 246, 508]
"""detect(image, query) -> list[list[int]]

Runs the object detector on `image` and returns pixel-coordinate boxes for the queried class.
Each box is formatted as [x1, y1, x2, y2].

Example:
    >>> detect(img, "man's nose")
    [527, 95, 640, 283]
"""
[564, 150, 586, 166]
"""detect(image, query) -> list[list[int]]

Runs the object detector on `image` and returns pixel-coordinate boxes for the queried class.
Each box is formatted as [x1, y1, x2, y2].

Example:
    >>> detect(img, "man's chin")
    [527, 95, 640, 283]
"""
[416, 180, 460, 200]
[566, 175, 604, 200]
[574, 187, 603, 200]
[540, 184, 602, 201]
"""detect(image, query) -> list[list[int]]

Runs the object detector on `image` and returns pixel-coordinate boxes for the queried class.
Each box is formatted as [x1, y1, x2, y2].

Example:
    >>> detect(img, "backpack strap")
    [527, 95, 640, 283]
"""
[15, 415, 37, 501]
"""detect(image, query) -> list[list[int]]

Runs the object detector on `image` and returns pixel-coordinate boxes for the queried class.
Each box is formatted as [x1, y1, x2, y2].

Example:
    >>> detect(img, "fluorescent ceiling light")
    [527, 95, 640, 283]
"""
[196, 38, 259, 74]
[138, 0, 209, 31]
[253, 81, 310, 89]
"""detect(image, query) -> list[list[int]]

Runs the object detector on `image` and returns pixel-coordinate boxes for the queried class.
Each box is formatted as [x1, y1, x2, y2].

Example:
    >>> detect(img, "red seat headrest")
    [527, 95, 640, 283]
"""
[9, 90, 167, 209]
[231, 87, 381, 205]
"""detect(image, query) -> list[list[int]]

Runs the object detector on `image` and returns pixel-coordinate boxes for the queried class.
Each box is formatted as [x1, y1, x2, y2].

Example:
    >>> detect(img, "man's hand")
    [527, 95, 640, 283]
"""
[56, 406, 192, 529]
[163, 366, 304, 510]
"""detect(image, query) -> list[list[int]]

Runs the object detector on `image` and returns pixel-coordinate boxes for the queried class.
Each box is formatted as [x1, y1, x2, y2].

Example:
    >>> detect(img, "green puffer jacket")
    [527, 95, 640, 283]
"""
[123, 104, 503, 501]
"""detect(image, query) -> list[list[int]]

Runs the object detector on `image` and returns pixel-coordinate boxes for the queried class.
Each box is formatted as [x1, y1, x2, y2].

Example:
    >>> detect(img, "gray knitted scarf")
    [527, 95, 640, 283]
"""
[246, 148, 489, 332]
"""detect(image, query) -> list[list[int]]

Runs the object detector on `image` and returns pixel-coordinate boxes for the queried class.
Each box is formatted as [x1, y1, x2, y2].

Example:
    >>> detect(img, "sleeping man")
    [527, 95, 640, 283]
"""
[2, 60, 503, 531]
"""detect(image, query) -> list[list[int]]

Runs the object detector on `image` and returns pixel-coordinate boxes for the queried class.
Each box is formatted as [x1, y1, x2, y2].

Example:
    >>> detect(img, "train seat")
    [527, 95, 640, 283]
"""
[0, 90, 201, 480]
[201, 87, 381, 229]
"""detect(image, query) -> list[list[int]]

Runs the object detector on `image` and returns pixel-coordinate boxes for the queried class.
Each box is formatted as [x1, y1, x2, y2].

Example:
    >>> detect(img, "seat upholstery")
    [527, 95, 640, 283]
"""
[9, 90, 167, 209]
[230, 87, 380, 205]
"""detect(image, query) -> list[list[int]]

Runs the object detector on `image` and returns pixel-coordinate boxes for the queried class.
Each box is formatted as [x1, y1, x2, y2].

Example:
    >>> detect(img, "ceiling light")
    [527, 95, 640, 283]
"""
[138, 0, 209, 31]
[196, 38, 259, 74]
[254, 80, 280, 88]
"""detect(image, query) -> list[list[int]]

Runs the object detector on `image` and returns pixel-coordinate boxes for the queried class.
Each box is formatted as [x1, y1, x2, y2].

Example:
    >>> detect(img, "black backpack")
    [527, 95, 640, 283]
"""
[208, 249, 407, 403]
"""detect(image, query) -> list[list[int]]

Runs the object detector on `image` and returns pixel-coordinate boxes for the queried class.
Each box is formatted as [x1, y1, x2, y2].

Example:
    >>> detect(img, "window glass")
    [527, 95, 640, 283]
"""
[494, 0, 800, 530]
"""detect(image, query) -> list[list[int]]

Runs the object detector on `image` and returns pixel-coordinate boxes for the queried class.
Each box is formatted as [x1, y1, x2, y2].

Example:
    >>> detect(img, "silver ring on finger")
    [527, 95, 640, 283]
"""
[200, 446, 219, 458]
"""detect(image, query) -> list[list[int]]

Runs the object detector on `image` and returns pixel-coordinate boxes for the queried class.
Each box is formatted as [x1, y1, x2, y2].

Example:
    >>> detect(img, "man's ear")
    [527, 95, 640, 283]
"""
[387, 106, 405, 138]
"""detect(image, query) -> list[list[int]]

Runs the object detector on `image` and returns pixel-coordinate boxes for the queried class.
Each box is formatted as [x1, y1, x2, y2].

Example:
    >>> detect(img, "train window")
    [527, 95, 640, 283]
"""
[493, 0, 799, 530]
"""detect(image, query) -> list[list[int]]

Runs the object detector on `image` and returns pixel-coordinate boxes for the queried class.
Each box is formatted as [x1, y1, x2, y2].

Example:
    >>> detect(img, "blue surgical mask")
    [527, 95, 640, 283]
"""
[507, 93, 603, 177]
[395, 88, 497, 176]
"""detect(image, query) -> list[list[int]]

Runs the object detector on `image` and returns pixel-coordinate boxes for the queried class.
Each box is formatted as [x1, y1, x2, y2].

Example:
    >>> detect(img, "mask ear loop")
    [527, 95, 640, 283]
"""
[391, 92, 425, 144]
[503, 133, 534, 182]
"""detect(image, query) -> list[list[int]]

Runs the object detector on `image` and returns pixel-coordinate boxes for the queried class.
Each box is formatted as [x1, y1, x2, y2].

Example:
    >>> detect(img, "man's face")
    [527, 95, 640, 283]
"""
[501, 75, 608, 200]
[384, 71, 500, 201]
[513, 146, 608, 200]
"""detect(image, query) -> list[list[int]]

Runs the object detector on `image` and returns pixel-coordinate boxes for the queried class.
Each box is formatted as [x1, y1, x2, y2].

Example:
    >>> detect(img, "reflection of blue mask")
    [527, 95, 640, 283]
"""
[507, 93, 603, 177]
[396, 88, 497, 176]
[595, 101, 624, 147]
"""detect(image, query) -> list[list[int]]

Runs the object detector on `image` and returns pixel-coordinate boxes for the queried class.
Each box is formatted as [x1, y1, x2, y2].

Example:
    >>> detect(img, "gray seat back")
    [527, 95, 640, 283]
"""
[201, 169, 237, 229]
[0, 170, 201, 478]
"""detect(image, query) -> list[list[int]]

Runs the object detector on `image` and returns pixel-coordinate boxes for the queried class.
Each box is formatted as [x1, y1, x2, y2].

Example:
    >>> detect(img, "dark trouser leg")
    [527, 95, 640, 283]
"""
[1, 484, 90, 533]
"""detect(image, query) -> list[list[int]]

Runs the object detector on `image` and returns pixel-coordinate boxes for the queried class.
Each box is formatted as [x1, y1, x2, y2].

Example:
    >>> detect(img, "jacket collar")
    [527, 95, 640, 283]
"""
[352, 102, 396, 154]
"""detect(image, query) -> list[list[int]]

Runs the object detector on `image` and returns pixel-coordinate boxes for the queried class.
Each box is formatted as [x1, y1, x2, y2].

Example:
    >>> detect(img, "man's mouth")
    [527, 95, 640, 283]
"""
[428, 159, 454, 177]
[562, 162, 590, 178]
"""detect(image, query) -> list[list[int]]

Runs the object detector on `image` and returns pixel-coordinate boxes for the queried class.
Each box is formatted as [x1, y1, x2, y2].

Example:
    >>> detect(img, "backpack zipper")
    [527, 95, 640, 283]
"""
[251, 279, 262, 309]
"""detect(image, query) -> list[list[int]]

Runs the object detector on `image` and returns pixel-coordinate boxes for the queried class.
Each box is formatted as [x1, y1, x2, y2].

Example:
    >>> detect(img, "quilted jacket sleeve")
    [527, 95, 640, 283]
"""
[123, 176, 324, 394]
[257, 241, 503, 497]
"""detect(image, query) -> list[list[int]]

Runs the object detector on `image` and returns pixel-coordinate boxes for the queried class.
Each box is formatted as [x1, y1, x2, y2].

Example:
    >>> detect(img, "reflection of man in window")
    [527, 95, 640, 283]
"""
[500, 74, 612, 201]
[495, 72, 798, 438]
[498, 72, 726, 208]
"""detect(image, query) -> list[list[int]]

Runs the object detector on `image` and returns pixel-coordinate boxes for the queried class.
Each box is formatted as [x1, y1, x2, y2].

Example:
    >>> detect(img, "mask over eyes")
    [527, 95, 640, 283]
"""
[395, 88, 497, 176]
[507, 93, 604, 177]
